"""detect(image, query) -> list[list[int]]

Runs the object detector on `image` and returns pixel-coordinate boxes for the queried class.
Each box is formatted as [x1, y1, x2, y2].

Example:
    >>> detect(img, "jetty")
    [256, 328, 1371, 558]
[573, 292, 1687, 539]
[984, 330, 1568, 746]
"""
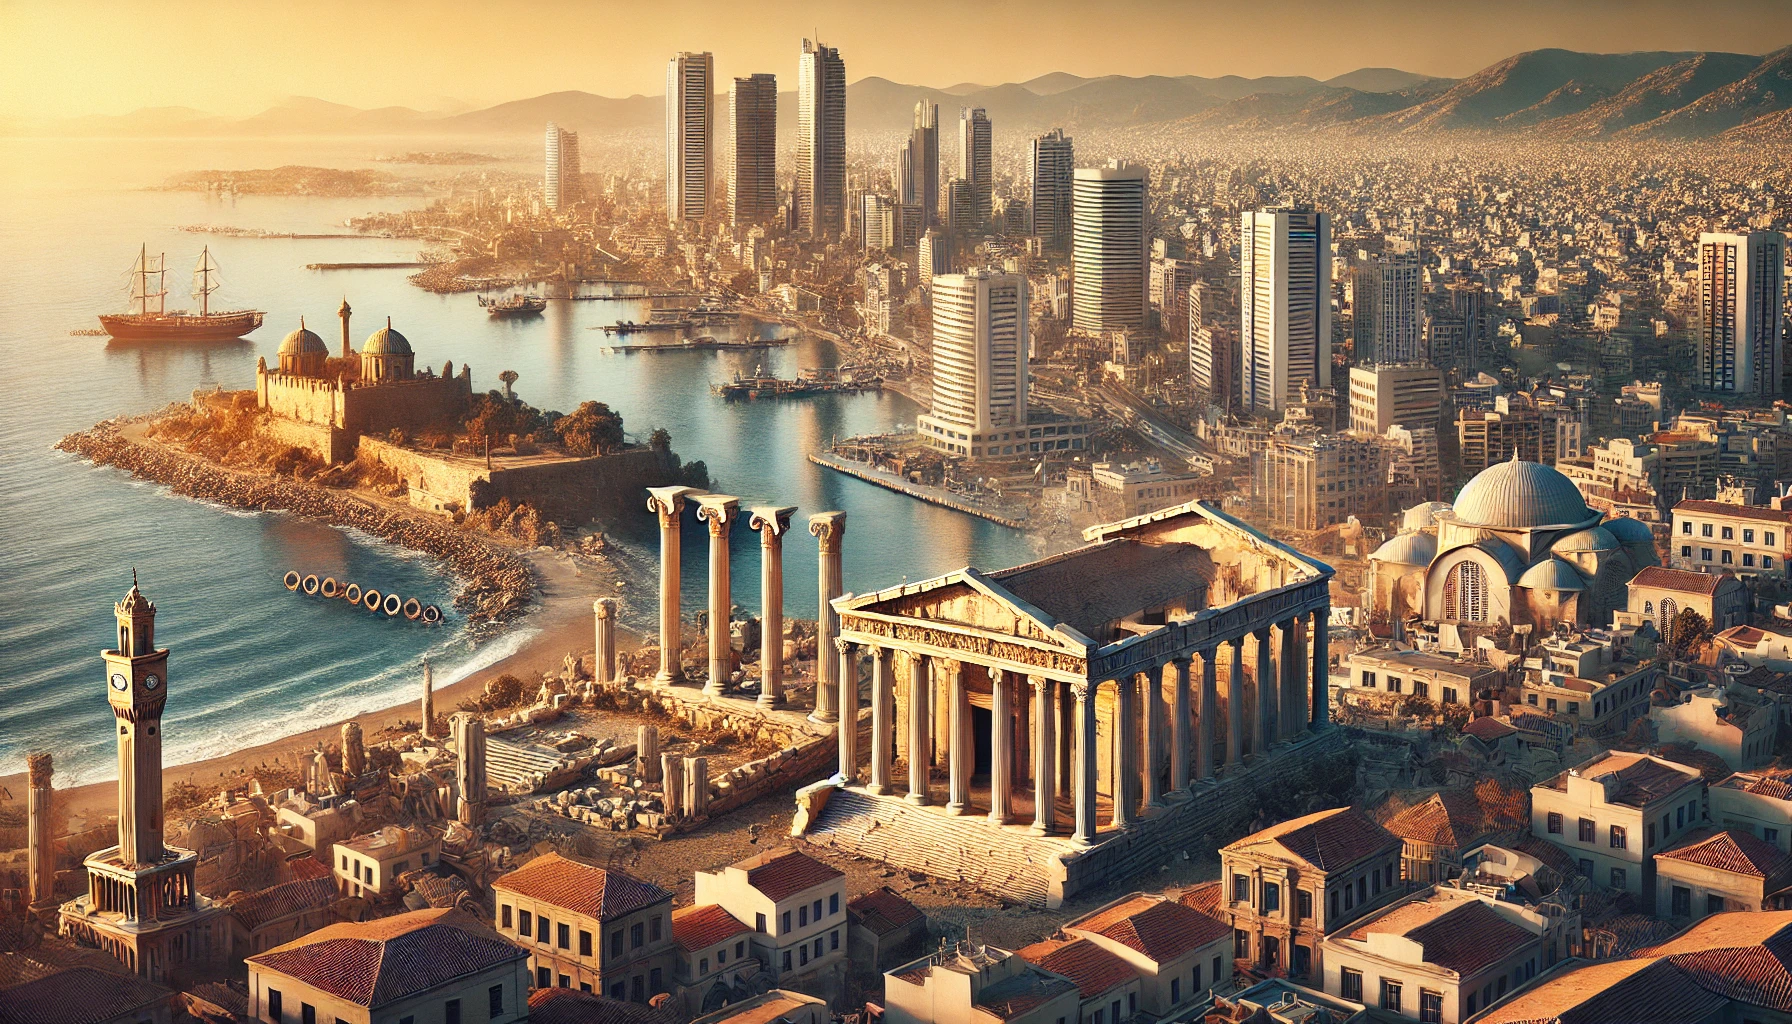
[307, 261, 431, 270]
[807, 451, 1027, 528]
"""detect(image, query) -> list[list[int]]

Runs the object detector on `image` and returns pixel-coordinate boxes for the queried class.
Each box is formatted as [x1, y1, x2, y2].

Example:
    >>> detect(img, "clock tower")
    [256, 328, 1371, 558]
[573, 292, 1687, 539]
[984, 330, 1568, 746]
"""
[102, 574, 169, 868]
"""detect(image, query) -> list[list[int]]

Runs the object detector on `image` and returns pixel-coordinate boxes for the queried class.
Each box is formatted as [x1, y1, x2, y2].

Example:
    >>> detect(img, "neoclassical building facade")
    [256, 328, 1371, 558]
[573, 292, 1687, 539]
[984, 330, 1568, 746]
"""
[1368, 455, 1659, 632]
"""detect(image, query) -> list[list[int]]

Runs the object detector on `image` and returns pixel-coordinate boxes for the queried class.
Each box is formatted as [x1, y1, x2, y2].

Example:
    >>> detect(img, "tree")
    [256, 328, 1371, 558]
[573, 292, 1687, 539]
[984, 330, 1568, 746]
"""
[555, 401, 625, 456]
[498, 369, 519, 402]
[1667, 608, 1711, 657]
[648, 427, 672, 452]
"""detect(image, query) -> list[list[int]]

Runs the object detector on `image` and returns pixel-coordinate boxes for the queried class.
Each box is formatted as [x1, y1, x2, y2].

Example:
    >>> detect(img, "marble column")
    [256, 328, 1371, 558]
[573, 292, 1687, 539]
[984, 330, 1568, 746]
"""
[749, 506, 797, 709]
[1170, 657, 1192, 793]
[1312, 606, 1331, 727]
[1113, 676, 1136, 830]
[1058, 686, 1073, 797]
[592, 598, 619, 684]
[869, 647, 894, 794]
[27, 752, 53, 909]
[420, 658, 436, 739]
[1197, 649, 1218, 781]
[638, 725, 660, 783]
[646, 486, 701, 686]
[1283, 616, 1305, 740]
[1254, 627, 1275, 756]
[1227, 637, 1246, 766]
[906, 654, 931, 806]
[1029, 677, 1056, 835]
[1073, 680, 1098, 845]
[809, 512, 847, 723]
[694, 495, 741, 696]
[990, 671, 1013, 824]
[1143, 667, 1165, 808]
[946, 661, 970, 814]
[836, 640, 858, 780]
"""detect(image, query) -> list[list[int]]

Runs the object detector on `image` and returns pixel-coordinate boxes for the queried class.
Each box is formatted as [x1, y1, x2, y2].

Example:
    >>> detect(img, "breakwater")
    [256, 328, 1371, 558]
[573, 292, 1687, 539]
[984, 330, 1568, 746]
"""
[56, 418, 535, 622]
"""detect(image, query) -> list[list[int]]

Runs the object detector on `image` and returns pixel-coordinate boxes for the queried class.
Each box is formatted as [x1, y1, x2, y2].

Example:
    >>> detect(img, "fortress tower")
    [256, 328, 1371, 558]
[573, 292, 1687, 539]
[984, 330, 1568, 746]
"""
[338, 296, 353, 358]
[59, 576, 223, 980]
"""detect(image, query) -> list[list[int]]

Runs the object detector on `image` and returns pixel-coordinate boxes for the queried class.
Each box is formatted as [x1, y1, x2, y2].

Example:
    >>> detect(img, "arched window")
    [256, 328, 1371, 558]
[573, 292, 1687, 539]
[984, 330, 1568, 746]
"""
[1451, 561, 1487, 622]
[1659, 597, 1678, 641]
[1644, 601, 1653, 615]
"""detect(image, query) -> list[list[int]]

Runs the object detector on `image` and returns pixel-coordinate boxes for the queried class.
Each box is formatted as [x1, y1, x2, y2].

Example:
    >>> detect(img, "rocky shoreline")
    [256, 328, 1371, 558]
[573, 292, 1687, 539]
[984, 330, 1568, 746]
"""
[55, 418, 535, 622]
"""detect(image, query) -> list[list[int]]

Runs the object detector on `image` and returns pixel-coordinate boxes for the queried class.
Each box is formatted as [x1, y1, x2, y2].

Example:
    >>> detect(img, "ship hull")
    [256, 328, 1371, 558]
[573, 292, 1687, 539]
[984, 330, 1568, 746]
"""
[99, 310, 264, 341]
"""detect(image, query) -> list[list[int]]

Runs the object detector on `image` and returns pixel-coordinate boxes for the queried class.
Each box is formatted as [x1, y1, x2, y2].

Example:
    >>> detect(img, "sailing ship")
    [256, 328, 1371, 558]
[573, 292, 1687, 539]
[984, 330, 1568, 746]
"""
[479, 293, 547, 319]
[98, 245, 264, 341]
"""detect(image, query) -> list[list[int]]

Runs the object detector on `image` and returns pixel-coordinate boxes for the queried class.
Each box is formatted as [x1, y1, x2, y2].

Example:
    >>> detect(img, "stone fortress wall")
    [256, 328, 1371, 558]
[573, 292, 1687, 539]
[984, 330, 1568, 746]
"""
[355, 437, 678, 522]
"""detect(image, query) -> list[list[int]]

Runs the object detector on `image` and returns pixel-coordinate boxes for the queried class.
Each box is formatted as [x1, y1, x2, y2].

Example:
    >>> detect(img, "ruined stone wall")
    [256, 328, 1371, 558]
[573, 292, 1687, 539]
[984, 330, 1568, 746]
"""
[482, 447, 679, 523]
[353, 437, 491, 514]
[260, 371, 344, 428]
[256, 416, 352, 464]
[341, 375, 472, 437]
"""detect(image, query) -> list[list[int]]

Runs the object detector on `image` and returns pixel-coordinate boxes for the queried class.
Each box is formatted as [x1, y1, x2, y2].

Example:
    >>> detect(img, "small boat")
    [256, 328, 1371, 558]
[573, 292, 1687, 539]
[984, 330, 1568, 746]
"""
[480, 293, 547, 319]
[98, 245, 264, 341]
[603, 319, 691, 334]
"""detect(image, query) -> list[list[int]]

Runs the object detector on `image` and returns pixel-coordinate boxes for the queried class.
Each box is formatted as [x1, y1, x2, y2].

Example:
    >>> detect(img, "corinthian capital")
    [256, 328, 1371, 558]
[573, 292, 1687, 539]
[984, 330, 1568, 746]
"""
[808, 510, 847, 551]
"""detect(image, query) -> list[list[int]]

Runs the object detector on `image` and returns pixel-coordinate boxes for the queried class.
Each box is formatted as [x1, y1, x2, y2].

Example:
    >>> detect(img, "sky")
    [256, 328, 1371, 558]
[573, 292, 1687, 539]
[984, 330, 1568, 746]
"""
[4, 0, 1792, 118]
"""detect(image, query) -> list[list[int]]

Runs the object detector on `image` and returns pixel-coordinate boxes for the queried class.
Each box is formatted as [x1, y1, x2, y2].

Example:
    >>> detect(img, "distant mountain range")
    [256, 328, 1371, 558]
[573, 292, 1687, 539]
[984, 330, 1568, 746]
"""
[11, 47, 1791, 141]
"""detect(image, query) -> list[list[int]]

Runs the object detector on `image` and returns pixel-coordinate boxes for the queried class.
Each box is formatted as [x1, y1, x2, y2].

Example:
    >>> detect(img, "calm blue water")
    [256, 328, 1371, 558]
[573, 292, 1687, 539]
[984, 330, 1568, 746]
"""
[0, 138, 1044, 784]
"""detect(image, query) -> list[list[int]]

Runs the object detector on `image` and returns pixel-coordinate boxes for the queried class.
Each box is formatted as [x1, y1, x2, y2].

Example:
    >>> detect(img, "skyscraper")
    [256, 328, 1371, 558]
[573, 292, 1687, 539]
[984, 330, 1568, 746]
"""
[1029, 128, 1074, 253]
[946, 178, 978, 238]
[1699, 230, 1786, 395]
[900, 100, 939, 228]
[666, 51, 715, 224]
[1071, 163, 1149, 335]
[1241, 206, 1332, 412]
[919, 228, 951, 292]
[862, 194, 899, 252]
[544, 122, 580, 211]
[797, 38, 846, 240]
[729, 73, 778, 227]
[958, 107, 992, 230]
[917, 270, 1029, 456]
[1353, 252, 1423, 364]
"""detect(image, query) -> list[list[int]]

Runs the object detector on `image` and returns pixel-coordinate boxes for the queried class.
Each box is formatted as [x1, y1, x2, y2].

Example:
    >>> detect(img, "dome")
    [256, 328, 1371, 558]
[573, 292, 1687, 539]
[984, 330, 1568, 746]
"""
[362, 319, 412, 356]
[1518, 558, 1586, 591]
[1605, 516, 1656, 545]
[1402, 501, 1452, 532]
[278, 323, 327, 356]
[1554, 526, 1619, 553]
[1371, 532, 1438, 566]
[1451, 455, 1593, 529]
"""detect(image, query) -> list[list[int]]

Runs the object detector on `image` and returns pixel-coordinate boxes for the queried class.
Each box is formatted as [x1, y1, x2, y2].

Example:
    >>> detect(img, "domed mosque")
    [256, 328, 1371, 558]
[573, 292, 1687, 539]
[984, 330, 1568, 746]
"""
[1368, 453, 1659, 631]
[276, 318, 329, 378]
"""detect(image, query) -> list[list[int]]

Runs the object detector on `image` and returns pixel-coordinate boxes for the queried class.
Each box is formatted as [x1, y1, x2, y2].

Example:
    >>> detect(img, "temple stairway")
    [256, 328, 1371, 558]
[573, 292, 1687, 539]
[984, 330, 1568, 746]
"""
[485, 737, 570, 794]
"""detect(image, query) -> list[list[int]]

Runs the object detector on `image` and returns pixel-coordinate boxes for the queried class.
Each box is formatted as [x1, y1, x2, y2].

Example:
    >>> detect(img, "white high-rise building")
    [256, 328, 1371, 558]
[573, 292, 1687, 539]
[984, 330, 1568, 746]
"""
[797, 38, 846, 240]
[666, 52, 715, 224]
[958, 107, 992, 230]
[900, 101, 939, 228]
[1353, 252, 1423, 364]
[1241, 206, 1332, 412]
[1071, 163, 1149, 335]
[728, 74, 777, 227]
[918, 229, 950, 294]
[544, 122, 580, 211]
[1029, 128, 1074, 253]
[1699, 230, 1786, 395]
[918, 270, 1028, 456]
[862, 194, 899, 253]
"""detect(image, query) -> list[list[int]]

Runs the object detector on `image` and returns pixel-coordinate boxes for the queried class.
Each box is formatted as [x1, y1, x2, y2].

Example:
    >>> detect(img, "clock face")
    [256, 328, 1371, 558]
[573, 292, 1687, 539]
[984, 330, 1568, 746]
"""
[143, 674, 161, 691]
[110, 672, 129, 691]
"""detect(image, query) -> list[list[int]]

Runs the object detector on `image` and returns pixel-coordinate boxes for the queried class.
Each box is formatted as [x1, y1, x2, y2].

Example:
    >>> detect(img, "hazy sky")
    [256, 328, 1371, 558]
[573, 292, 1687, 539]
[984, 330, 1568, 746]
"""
[5, 0, 1791, 118]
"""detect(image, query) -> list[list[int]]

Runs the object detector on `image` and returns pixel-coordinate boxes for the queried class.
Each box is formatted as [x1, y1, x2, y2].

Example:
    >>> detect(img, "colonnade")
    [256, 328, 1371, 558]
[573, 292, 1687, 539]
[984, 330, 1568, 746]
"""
[642, 487, 846, 716]
[832, 605, 1329, 844]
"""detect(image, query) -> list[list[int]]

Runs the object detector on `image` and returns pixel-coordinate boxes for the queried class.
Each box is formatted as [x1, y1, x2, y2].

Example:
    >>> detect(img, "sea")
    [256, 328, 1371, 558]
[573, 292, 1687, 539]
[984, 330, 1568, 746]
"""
[0, 137, 1046, 785]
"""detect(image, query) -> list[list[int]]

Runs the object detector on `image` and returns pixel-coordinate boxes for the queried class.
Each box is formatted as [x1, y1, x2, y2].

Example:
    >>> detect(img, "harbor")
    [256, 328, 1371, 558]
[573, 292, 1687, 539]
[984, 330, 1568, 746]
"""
[711, 366, 882, 399]
[807, 450, 1030, 529]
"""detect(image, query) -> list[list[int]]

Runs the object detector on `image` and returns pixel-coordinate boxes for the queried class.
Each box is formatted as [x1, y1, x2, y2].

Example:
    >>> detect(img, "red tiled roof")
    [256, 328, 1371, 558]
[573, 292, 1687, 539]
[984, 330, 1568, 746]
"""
[0, 966, 170, 1024]
[288, 857, 332, 882]
[672, 904, 750, 953]
[1629, 565, 1729, 596]
[493, 853, 671, 922]
[1638, 911, 1792, 958]
[1346, 897, 1536, 977]
[1384, 791, 1489, 848]
[1473, 957, 1727, 1024]
[528, 987, 681, 1024]
[1223, 807, 1399, 871]
[1070, 895, 1229, 964]
[848, 886, 925, 936]
[1658, 829, 1792, 879]
[246, 908, 525, 1008]
[1015, 937, 1136, 998]
[1728, 769, 1792, 801]
[1462, 717, 1518, 741]
[1177, 880, 1224, 919]
[737, 847, 843, 902]
[1674, 500, 1792, 525]
[228, 876, 338, 933]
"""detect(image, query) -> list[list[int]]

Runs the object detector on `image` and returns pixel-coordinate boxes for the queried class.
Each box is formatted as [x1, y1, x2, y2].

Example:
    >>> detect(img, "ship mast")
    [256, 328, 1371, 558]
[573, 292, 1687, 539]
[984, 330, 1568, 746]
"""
[130, 244, 168, 316]
[193, 247, 218, 316]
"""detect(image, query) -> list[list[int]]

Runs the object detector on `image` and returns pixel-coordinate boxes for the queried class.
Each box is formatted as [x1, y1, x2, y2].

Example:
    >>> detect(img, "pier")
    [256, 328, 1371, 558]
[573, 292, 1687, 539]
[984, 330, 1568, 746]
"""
[307, 261, 431, 270]
[807, 452, 1027, 528]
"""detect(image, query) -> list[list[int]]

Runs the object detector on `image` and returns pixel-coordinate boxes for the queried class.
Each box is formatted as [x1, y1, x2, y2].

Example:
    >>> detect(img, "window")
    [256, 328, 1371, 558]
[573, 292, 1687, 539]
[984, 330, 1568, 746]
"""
[1611, 867, 1627, 888]
[1388, 676, 1403, 694]
[1677, 806, 1686, 829]
[1579, 817, 1596, 843]
[1746, 554, 1757, 567]
[558, 975, 569, 989]
[1381, 979, 1402, 1013]
[501, 905, 512, 929]
[537, 966, 551, 989]
[1414, 681, 1429, 699]
[800, 945, 809, 967]
[1293, 944, 1311, 977]
[580, 930, 592, 957]
[1171, 979, 1182, 1004]
[1235, 929, 1249, 959]
[1703, 523, 1714, 537]
[581, 983, 592, 994]
[1233, 874, 1250, 903]
[1093, 1011, 1104, 1024]
[1297, 890, 1312, 921]
[519, 910, 532, 938]
[1468, 993, 1478, 1014]
[1646, 823, 1656, 848]
[559, 922, 571, 949]
[1420, 989, 1444, 1023]
[1681, 545, 1692, 558]
[1766, 828, 1780, 844]
[830, 893, 840, 915]
[631, 976, 644, 1003]
[1443, 687, 1458, 704]
[650, 967, 662, 993]
[1611, 825, 1627, 849]
[650, 916, 662, 942]
[813, 899, 823, 921]
[1262, 882, 1281, 912]
[1723, 550, 1734, 564]
[1568, 702, 1580, 715]
[1709, 894, 1726, 914]
[799, 905, 808, 927]
[1579, 858, 1594, 876]
[782, 951, 792, 971]
[1361, 671, 1377, 689]
[1683, 521, 1693, 534]
[1341, 968, 1363, 1001]
[1357, 876, 1366, 905]
[1212, 955, 1221, 986]
[1129, 994, 1137, 1014]
[1111, 1000, 1122, 1023]
[611, 930, 623, 957]
[267, 991, 282, 1022]
[1329, 890, 1339, 919]
[1447, 560, 1488, 621]
[700, 957, 709, 975]
[1768, 557, 1776, 569]
[632, 922, 644, 948]
[1546, 698, 1558, 712]
[301, 1005, 316, 1024]
[736, 941, 746, 959]
[831, 929, 840, 950]
[815, 937, 824, 959]
[609, 982, 625, 1000]
[1770, 532, 1779, 547]
[1701, 548, 1713, 561]
[782, 911, 791, 932]
[445, 1001, 461, 1024]
[489, 985, 505, 1017]
[756, 913, 767, 933]
[1528, 693, 1539, 706]
[1723, 526, 1735, 540]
